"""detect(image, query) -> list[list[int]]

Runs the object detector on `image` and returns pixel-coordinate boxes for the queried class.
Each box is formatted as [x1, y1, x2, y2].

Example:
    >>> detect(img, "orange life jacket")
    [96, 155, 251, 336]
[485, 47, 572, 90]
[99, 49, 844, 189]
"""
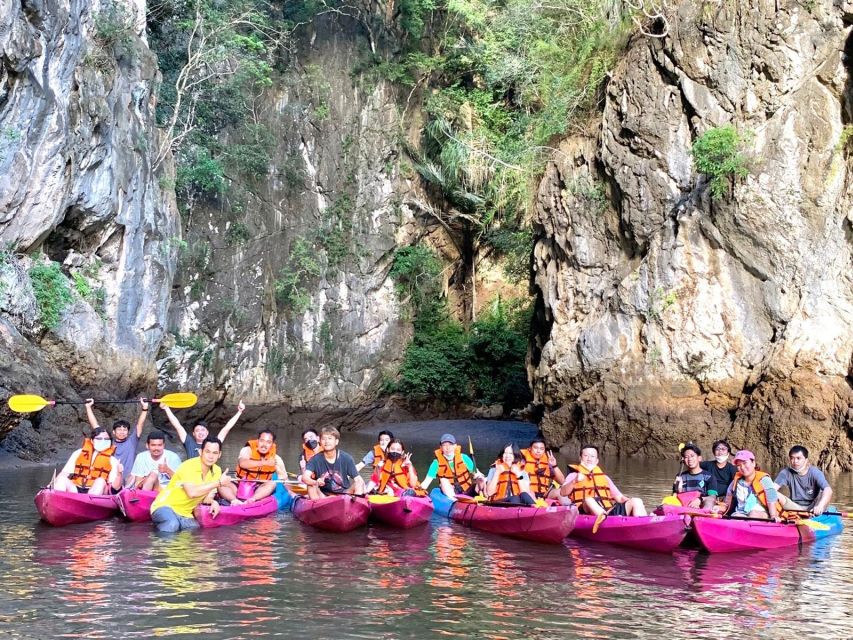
[489, 461, 521, 500]
[371, 444, 386, 469]
[302, 443, 320, 465]
[377, 457, 425, 495]
[237, 440, 278, 481]
[732, 470, 775, 512]
[567, 464, 615, 510]
[521, 449, 553, 498]
[70, 438, 115, 488]
[434, 446, 472, 492]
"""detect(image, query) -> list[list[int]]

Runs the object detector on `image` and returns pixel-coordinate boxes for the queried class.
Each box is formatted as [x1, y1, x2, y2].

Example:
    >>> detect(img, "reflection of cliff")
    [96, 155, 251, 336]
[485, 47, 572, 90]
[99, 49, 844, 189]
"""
[531, 3, 853, 470]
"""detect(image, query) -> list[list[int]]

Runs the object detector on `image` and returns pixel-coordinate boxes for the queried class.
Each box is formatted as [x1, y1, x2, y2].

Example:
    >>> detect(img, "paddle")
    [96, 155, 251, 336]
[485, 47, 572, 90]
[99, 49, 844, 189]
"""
[467, 435, 480, 476]
[8, 392, 198, 413]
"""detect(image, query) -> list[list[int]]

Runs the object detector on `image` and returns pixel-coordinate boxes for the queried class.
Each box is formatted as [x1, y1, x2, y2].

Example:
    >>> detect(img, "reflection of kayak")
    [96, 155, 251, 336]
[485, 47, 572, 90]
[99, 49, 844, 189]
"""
[369, 495, 434, 528]
[116, 488, 158, 522]
[193, 495, 278, 528]
[450, 500, 577, 544]
[34, 488, 119, 526]
[693, 514, 844, 553]
[571, 513, 688, 553]
[291, 495, 371, 532]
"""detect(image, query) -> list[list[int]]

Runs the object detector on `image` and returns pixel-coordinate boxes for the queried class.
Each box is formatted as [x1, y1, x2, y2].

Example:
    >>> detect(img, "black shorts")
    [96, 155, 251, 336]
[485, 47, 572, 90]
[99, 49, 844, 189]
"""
[454, 483, 477, 497]
[606, 502, 628, 516]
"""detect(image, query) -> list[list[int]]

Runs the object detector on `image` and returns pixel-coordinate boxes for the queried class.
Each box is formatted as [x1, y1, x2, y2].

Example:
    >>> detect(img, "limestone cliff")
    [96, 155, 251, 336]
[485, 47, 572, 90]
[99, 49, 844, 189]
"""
[532, 1, 853, 470]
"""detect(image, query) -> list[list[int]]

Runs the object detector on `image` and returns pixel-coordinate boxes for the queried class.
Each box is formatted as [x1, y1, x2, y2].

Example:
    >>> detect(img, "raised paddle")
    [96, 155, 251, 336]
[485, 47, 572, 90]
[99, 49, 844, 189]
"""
[7, 392, 198, 413]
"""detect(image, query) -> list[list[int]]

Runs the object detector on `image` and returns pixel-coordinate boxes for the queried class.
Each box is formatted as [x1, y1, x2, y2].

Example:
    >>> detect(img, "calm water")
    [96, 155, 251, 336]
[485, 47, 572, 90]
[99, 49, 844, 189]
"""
[0, 420, 851, 638]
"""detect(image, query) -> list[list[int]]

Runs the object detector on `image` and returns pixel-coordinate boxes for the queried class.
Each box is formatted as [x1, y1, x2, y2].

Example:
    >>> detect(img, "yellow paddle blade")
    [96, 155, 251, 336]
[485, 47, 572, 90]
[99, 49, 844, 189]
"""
[662, 495, 682, 506]
[156, 392, 197, 409]
[368, 494, 399, 504]
[7, 394, 51, 413]
[798, 519, 830, 531]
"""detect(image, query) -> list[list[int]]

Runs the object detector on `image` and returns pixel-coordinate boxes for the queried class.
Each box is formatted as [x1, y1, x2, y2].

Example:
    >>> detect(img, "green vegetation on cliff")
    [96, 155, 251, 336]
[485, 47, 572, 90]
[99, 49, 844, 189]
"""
[29, 261, 73, 330]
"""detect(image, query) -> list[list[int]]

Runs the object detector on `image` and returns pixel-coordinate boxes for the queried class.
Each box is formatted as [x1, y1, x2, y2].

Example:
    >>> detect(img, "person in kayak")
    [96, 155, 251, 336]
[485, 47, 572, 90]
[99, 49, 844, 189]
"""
[355, 430, 394, 472]
[127, 431, 182, 491]
[560, 445, 647, 517]
[485, 444, 536, 505]
[150, 436, 233, 532]
[301, 426, 365, 498]
[715, 450, 781, 521]
[773, 445, 833, 515]
[672, 444, 714, 508]
[52, 427, 121, 495]
[236, 429, 287, 502]
[699, 439, 737, 501]
[299, 428, 322, 472]
[369, 439, 425, 496]
[420, 433, 485, 499]
[520, 436, 565, 500]
[161, 400, 245, 458]
[84, 397, 148, 489]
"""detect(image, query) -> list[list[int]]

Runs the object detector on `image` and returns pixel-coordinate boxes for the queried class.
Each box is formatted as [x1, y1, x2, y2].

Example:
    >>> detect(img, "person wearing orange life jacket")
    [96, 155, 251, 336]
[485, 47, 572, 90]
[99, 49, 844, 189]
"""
[299, 428, 322, 472]
[521, 436, 565, 500]
[53, 427, 121, 495]
[236, 429, 287, 502]
[356, 430, 394, 472]
[485, 444, 536, 505]
[714, 450, 781, 521]
[420, 434, 486, 499]
[368, 439, 426, 496]
[560, 445, 647, 517]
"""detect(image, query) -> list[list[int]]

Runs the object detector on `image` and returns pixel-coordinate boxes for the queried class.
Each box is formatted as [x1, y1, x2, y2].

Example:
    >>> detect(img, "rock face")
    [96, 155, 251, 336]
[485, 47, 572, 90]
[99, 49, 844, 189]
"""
[531, 2, 853, 470]
[0, 0, 179, 447]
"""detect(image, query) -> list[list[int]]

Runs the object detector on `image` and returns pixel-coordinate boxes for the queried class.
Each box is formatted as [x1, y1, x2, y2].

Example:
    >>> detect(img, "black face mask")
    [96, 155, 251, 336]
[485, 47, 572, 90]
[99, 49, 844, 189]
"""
[306, 439, 319, 450]
[387, 452, 403, 462]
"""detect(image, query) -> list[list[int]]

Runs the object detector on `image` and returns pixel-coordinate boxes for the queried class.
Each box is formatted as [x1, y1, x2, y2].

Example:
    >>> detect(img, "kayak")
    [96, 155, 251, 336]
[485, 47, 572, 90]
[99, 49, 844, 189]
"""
[369, 494, 434, 529]
[193, 495, 279, 528]
[570, 513, 688, 553]
[450, 501, 578, 544]
[116, 488, 158, 522]
[693, 514, 844, 553]
[34, 488, 119, 527]
[429, 488, 460, 518]
[291, 494, 371, 532]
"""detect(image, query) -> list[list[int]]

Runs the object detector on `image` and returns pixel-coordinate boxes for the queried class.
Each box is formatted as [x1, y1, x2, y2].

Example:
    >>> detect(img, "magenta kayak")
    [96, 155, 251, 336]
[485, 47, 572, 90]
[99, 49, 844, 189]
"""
[370, 495, 434, 529]
[193, 495, 278, 528]
[34, 488, 119, 527]
[571, 513, 688, 553]
[450, 501, 577, 544]
[693, 514, 844, 553]
[116, 489, 158, 522]
[291, 494, 371, 532]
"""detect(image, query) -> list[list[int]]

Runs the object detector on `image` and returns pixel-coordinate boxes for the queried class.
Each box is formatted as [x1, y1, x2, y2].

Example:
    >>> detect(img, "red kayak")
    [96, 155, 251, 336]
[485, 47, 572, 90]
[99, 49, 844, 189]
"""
[116, 489, 158, 522]
[570, 513, 688, 552]
[450, 501, 577, 544]
[34, 488, 119, 527]
[369, 495, 434, 529]
[193, 495, 278, 528]
[291, 494, 371, 532]
[693, 514, 844, 553]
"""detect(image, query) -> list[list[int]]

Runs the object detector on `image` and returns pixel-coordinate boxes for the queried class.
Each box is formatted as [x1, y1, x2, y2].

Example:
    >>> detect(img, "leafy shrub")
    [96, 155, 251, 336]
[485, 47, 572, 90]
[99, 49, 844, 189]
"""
[176, 146, 226, 197]
[225, 222, 251, 246]
[691, 126, 751, 198]
[29, 261, 73, 330]
[390, 245, 444, 318]
[275, 237, 321, 314]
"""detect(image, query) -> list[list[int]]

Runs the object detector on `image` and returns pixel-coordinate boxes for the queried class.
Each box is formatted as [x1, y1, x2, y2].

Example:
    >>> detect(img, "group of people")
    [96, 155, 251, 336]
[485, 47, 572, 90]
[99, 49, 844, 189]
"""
[50, 400, 834, 533]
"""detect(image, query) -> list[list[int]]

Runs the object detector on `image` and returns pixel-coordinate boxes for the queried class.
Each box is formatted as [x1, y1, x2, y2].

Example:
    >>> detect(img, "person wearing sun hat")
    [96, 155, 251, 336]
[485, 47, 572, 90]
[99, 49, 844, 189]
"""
[715, 449, 781, 521]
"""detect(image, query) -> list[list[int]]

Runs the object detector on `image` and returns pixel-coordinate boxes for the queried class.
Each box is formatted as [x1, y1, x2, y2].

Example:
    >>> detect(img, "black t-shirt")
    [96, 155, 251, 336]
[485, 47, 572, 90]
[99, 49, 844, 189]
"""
[305, 451, 358, 492]
[700, 460, 737, 496]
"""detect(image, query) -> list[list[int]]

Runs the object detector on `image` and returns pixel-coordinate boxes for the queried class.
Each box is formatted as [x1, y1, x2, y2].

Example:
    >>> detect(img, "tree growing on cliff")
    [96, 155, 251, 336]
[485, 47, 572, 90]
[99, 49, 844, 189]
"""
[691, 126, 751, 199]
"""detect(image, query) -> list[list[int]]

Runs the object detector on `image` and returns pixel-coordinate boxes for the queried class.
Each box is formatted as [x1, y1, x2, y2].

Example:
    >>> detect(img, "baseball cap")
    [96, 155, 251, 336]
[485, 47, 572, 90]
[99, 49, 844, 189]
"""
[440, 433, 456, 444]
[733, 450, 754, 463]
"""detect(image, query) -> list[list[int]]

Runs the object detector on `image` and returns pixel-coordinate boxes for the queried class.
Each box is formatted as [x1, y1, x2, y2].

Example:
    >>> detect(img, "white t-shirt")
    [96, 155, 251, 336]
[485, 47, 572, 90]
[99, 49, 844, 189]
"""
[130, 450, 183, 486]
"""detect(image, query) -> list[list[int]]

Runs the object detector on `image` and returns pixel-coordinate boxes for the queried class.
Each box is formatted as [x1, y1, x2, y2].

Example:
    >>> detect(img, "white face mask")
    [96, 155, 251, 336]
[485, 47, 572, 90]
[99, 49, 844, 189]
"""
[715, 455, 729, 464]
[93, 439, 111, 452]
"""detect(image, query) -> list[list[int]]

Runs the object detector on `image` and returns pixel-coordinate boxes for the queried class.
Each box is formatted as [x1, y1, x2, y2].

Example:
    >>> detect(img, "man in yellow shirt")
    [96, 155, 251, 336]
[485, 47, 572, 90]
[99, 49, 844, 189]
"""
[150, 437, 235, 532]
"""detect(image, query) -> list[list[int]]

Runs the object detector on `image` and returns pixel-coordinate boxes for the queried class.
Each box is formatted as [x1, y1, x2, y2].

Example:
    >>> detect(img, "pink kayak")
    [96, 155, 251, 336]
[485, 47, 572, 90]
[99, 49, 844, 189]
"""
[34, 488, 119, 527]
[693, 514, 843, 553]
[116, 489, 158, 522]
[291, 494, 371, 532]
[571, 513, 688, 552]
[370, 495, 434, 529]
[193, 495, 278, 528]
[450, 501, 578, 544]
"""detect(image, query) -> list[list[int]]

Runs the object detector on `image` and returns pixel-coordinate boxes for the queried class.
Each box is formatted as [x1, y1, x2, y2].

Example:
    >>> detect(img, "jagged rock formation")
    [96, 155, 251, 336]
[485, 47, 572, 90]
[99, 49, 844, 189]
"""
[531, 1, 853, 470]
